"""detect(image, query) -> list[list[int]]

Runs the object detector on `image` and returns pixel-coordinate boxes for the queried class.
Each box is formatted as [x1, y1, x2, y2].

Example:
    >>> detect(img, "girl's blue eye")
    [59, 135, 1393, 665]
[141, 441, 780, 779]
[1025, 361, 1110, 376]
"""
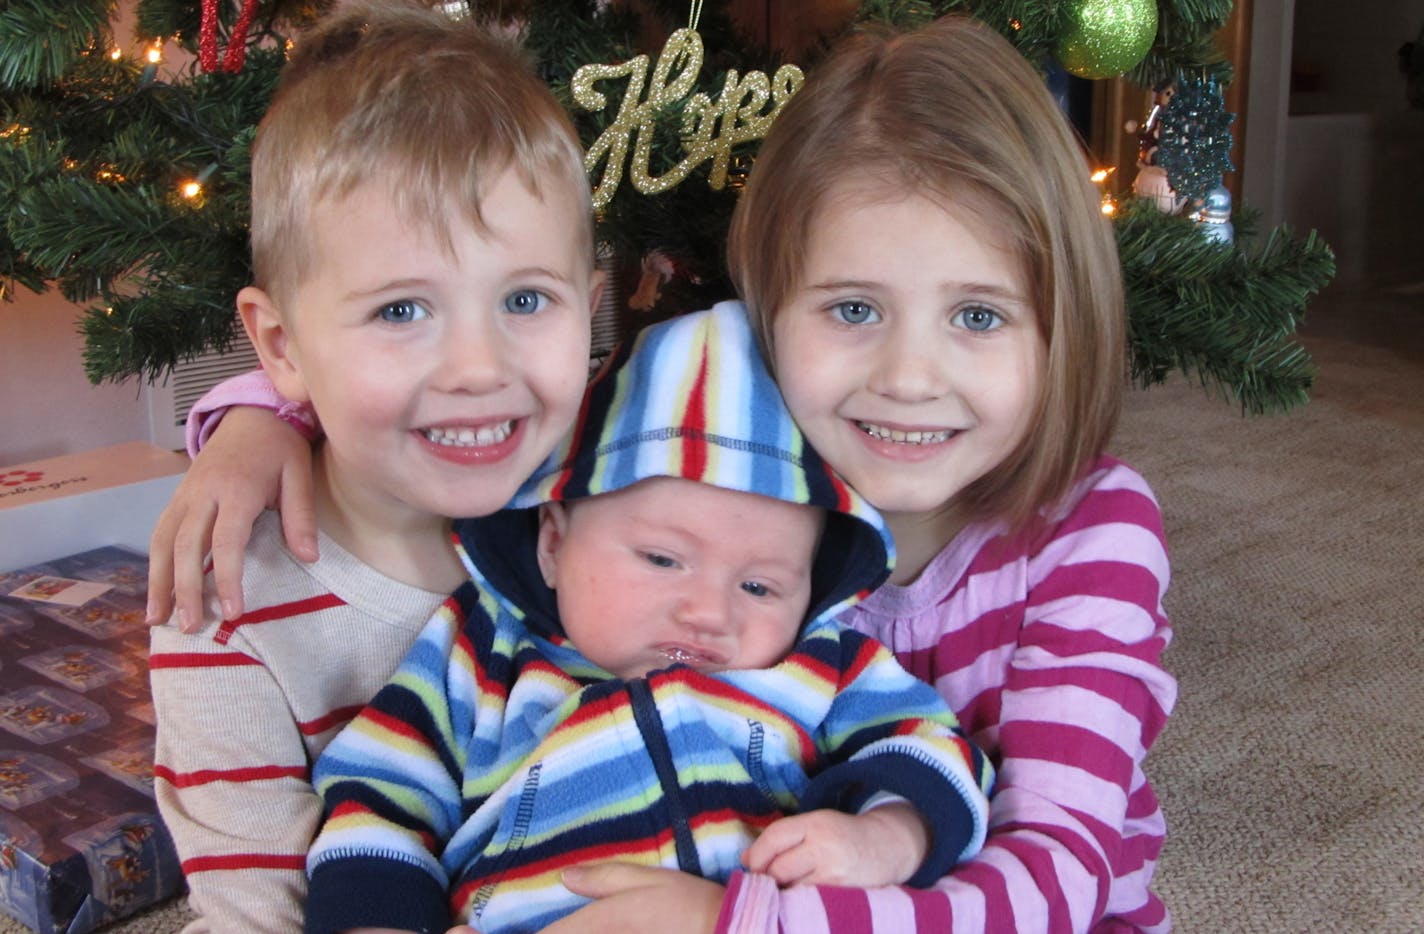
[829, 301, 880, 326]
[954, 306, 1002, 332]
[503, 289, 548, 316]
[643, 552, 677, 569]
[741, 581, 770, 598]
[378, 300, 429, 324]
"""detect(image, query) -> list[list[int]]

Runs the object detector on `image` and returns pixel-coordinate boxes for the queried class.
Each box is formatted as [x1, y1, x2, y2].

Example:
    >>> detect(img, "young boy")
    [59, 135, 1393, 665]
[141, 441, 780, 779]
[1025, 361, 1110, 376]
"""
[148, 3, 602, 931]
[304, 302, 994, 934]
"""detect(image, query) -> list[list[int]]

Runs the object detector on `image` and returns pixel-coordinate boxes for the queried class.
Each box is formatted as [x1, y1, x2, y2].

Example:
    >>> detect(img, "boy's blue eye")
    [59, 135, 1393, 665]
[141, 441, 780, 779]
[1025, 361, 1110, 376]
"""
[378, 300, 429, 324]
[503, 289, 548, 315]
[741, 581, 770, 598]
[829, 301, 879, 326]
[643, 552, 677, 569]
[954, 306, 1002, 332]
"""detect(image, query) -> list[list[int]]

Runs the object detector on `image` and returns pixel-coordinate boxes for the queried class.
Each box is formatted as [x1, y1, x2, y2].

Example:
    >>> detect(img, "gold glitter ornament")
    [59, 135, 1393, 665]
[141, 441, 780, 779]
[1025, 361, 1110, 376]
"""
[1054, 0, 1158, 80]
[573, 28, 803, 209]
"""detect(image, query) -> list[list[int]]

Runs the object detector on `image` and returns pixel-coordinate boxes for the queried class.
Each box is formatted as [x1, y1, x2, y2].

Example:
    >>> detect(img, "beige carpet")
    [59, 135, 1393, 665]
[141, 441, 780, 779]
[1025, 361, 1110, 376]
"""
[5, 285, 1421, 934]
[1114, 284, 1424, 933]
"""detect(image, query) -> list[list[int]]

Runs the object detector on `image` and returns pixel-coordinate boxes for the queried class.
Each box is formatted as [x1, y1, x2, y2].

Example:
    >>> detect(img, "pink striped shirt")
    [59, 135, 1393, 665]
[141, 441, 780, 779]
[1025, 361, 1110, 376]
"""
[720, 457, 1176, 933]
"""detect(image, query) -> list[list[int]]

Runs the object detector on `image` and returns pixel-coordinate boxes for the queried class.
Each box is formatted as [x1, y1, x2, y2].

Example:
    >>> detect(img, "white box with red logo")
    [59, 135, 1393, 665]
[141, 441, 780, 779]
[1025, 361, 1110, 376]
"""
[0, 443, 188, 574]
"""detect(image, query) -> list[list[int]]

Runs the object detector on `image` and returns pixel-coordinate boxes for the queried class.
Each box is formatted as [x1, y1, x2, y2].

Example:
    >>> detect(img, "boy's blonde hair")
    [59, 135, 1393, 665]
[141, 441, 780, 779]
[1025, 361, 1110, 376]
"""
[250, 0, 591, 303]
[727, 15, 1125, 530]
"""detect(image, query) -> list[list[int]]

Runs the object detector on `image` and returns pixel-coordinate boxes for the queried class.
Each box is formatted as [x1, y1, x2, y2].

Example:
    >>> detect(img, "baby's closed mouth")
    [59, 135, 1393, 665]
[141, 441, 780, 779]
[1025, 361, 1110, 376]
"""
[657, 644, 725, 667]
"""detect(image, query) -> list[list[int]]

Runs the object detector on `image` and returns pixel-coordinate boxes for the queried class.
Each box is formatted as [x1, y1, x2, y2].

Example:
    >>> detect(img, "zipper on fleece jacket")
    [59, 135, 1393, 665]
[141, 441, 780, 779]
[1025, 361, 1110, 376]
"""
[627, 678, 702, 876]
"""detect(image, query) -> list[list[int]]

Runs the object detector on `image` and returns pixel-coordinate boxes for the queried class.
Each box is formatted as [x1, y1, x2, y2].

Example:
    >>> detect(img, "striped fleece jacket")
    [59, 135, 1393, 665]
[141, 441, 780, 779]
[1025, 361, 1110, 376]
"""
[715, 457, 1177, 933]
[303, 302, 995, 934]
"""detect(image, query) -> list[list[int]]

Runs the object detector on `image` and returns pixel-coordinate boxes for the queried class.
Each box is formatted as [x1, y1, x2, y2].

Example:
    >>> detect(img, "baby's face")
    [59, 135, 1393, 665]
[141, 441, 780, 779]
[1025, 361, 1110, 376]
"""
[536, 477, 822, 679]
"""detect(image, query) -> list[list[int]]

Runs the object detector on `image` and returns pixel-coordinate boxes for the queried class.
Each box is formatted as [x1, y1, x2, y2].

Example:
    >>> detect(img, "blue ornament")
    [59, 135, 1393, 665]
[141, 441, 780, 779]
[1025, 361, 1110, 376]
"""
[1193, 185, 1234, 244]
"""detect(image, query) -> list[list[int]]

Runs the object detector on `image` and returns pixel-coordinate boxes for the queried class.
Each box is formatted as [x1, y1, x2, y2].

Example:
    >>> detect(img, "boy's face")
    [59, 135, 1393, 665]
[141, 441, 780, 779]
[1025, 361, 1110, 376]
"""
[245, 169, 599, 531]
[536, 477, 822, 680]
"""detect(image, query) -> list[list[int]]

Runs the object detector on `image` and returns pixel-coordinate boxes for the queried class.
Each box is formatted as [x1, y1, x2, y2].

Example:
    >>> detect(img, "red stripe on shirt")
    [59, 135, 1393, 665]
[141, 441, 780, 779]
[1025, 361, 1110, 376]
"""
[148, 651, 261, 669]
[182, 853, 308, 874]
[153, 763, 308, 787]
[299, 704, 364, 736]
[217, 592, 346, 644]
[821, 885, 874, 931]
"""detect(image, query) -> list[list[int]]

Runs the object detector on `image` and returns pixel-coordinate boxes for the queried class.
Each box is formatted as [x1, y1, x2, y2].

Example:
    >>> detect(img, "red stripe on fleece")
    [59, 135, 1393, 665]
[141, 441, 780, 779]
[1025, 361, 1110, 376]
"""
[148, 651, 261, 669]
[836, 636, 884, 687]
[182, 853, 307, 874]
[362, 705, 436, 745]
[299, 704, 364, 736]
[661, 670, 818, 763]
[679, 341, 710, 480]
[216, 592, 346, 644]
[456, 807, 770, 899]
[825, 467, 856, 517]
[548, 352, 607, 502]
[153, 763, 307, 787]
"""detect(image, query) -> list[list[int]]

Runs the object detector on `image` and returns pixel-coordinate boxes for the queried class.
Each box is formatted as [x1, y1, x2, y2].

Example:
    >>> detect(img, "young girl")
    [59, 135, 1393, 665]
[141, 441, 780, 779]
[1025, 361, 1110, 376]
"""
[716, 14, 1176, 931]
[150, 14, 1174, 933]
[557, 16, 1176, 933]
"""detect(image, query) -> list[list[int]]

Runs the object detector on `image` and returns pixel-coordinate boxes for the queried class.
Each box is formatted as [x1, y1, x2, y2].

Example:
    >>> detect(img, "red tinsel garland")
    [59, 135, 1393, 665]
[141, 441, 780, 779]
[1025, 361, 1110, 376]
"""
[199, 0, 261, 73]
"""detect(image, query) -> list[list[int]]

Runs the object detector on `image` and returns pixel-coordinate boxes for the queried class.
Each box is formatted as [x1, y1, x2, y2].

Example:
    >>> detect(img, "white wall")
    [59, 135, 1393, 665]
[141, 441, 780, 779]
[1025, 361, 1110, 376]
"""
[1141, 0, 1422, 273]
[1242, 0, 1297, 229]
[0, 1, 196, 467]
[1272, 0, 1424, 288]
[0, 289, 153, 465]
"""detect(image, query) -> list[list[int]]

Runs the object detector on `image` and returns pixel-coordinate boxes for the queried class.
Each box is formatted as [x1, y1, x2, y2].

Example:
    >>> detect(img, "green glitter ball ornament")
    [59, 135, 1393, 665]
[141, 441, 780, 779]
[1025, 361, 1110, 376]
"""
[1054, 0, 1159, 80]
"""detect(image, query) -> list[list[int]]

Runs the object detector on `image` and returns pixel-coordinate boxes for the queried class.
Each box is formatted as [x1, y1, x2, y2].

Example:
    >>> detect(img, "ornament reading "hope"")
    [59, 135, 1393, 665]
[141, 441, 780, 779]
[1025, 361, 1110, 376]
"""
[573, 28, 804, 209]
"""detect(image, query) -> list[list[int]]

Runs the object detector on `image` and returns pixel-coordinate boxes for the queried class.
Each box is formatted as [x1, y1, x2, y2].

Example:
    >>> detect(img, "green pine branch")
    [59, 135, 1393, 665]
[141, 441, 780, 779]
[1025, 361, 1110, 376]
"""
[0, 0, 113, 89]
[1117, 199, 1335, 414]
[0, 0, 1338, 414]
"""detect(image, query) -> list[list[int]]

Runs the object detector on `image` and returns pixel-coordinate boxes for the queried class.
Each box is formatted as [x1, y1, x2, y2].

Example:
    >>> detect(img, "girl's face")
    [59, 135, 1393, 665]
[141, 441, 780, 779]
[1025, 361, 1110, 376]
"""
[772, 187, 1045, 537]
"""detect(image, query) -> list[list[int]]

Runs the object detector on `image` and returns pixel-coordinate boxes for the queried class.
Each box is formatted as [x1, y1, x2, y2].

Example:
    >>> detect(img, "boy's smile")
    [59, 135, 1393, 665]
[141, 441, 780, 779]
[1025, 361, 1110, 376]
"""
[244, 168, 599, 579]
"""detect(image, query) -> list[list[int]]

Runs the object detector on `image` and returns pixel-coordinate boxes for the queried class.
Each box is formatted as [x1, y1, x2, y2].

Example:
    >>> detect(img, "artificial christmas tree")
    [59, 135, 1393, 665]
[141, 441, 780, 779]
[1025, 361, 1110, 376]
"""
[0, 0, 1334, 413]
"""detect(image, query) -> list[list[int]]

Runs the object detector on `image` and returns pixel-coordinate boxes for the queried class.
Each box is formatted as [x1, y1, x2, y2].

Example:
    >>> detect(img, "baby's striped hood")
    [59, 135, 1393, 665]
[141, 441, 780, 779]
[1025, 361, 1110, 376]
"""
[457, 301, 894, 638]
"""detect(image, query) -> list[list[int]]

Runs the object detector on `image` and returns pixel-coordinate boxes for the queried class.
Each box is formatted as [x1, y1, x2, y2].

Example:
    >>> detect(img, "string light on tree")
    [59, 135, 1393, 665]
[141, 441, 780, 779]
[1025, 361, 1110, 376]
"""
[179, 164, 219, 202]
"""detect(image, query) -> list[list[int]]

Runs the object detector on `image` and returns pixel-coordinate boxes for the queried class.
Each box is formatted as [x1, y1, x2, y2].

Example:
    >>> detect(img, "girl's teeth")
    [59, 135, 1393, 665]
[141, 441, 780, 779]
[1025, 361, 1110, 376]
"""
[423, 421, 513, 447]
[857, 422, 953, 445]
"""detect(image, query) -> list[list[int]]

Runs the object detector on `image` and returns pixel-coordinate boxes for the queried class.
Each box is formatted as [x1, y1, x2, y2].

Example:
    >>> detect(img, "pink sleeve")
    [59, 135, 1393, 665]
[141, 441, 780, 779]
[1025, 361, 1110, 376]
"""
[717, 462, 1176, 934]
[185, 369, 318, 457]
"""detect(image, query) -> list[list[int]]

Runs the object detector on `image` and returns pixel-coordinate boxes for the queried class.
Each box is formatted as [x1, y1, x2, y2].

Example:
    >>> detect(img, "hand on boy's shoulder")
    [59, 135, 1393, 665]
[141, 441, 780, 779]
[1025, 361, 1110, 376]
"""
[147, 405, 318, 632]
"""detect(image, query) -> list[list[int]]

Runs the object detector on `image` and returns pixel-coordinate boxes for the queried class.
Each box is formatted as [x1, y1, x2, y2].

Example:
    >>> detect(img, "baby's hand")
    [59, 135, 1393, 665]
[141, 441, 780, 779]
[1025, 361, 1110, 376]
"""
[146, 406, 318, 631]
[742, 802, 929, 888]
